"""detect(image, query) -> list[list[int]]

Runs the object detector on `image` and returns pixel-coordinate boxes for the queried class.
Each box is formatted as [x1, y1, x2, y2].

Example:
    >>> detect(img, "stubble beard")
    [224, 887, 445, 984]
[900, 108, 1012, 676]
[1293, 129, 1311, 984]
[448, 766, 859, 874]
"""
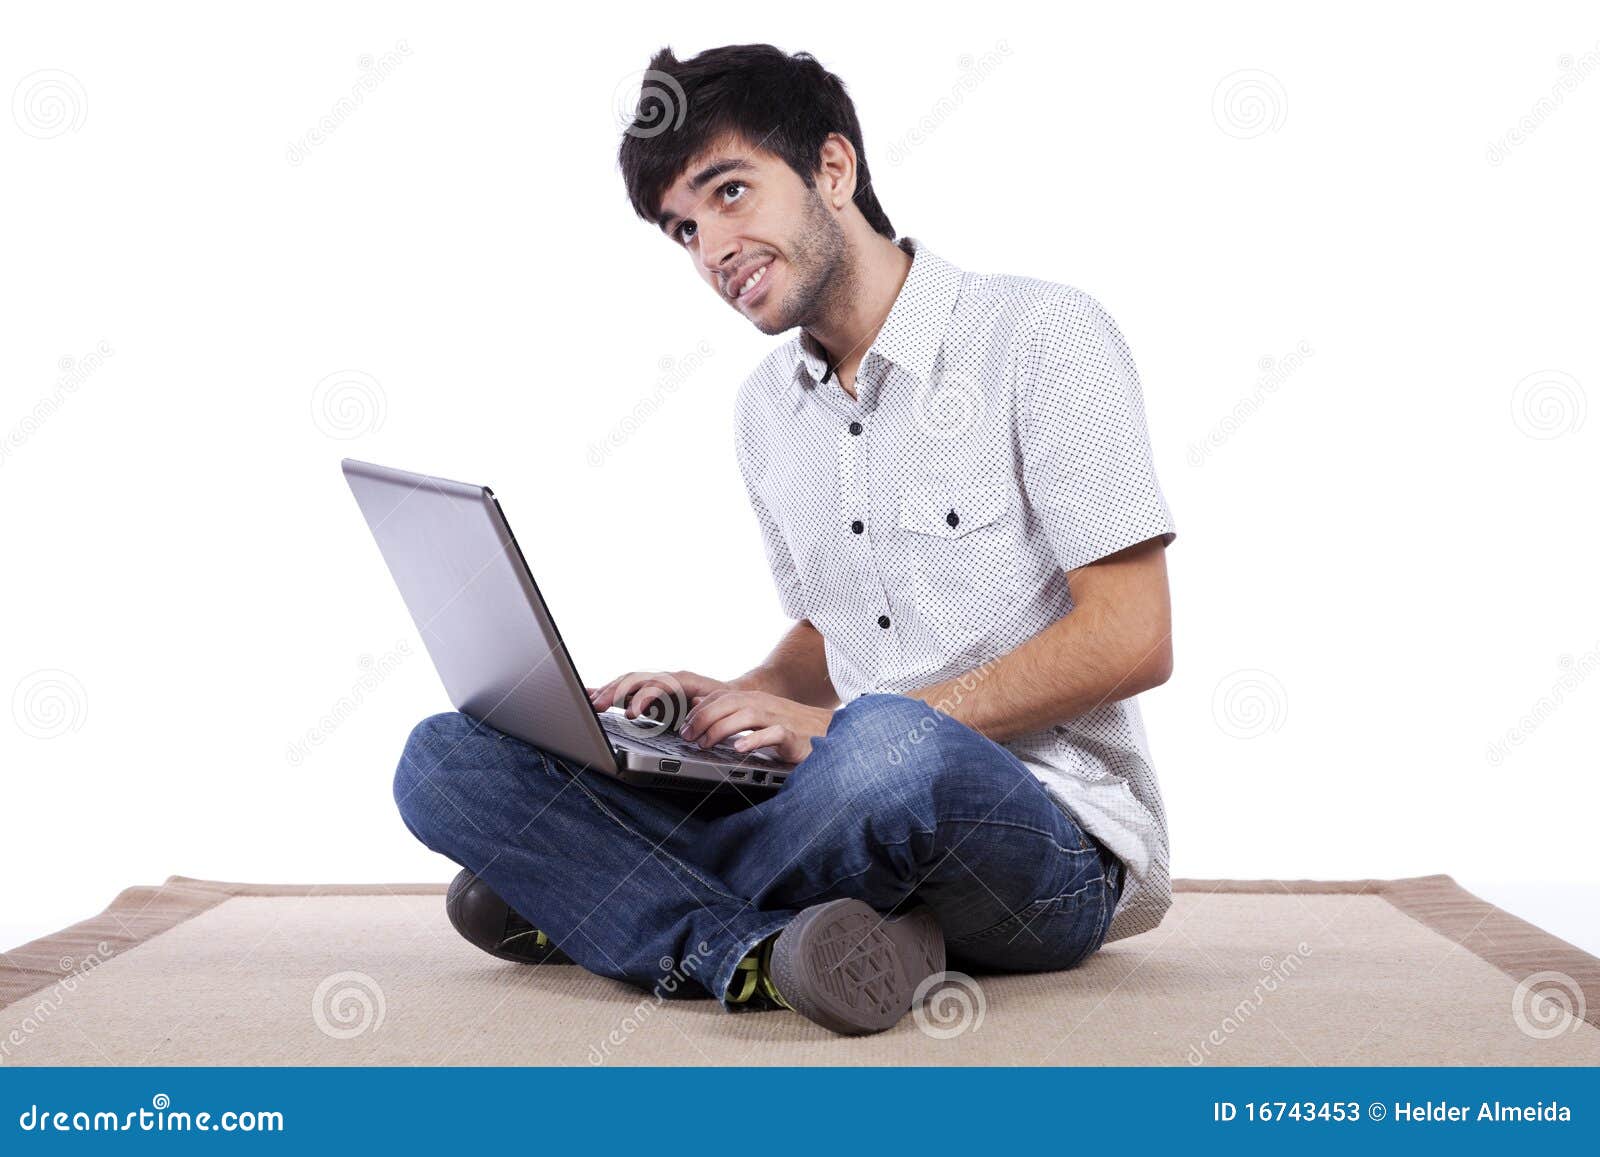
[751, 187, 857, 339]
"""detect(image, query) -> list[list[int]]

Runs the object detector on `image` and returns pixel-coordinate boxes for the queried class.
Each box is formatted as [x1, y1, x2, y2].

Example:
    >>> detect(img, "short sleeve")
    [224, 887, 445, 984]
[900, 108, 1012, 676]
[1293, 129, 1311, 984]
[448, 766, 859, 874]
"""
[734, 390, 808, 620]
[1020, 290, 1177, 573]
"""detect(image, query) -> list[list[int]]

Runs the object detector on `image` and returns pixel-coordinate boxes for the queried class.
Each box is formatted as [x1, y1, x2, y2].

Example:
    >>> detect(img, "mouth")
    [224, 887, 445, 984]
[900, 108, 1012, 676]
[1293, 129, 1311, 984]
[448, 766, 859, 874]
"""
[728, 259, 775, 308]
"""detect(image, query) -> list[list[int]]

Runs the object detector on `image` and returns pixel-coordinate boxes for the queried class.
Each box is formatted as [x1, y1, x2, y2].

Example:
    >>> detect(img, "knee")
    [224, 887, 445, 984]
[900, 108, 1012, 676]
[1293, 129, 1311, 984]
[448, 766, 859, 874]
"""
[811, 695, 962, 799]
[813, 694, 1015, 818]
[393, 711, 477, 833]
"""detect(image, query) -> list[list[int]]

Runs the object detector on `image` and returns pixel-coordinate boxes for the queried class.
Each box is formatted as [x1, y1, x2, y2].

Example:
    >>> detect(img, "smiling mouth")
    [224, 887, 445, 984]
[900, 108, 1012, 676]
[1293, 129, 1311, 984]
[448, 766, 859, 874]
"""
[731, 261, 772, 300]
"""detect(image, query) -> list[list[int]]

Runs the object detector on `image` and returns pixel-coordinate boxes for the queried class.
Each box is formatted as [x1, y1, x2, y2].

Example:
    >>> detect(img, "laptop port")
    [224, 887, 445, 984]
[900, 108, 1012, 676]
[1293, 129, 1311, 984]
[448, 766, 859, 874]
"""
[751, 770, 768, 785]
[658, 758, 681, 773]
[728, 769, 748, 780]
[772, 775, 787, 786]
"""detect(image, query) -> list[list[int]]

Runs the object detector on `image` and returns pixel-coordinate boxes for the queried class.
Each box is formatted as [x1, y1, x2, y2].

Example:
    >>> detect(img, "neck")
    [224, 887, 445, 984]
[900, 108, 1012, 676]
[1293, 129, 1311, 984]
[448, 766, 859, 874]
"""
[805, 234, 912, 398]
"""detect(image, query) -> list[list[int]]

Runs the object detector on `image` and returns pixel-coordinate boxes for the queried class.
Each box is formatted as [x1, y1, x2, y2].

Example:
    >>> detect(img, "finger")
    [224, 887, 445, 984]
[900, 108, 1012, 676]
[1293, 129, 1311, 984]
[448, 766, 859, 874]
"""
[680, 690, 739, 743]
[630, 682, 673, 721]
[731, 725, 785, 754]
[589, 678, 622, 711]
[698, 708, 764, 751]
[612, 673, 661, 717]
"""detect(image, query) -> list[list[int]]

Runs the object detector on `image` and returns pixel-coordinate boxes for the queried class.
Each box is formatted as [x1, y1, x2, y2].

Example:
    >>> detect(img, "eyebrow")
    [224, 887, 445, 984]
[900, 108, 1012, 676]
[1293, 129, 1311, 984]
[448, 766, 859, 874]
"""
[656, 157, 757, 233]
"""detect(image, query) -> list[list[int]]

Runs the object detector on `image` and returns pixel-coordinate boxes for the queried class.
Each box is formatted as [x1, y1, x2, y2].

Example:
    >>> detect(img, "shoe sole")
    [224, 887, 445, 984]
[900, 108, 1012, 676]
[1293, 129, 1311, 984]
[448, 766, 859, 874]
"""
[769, 898, 945, 1035]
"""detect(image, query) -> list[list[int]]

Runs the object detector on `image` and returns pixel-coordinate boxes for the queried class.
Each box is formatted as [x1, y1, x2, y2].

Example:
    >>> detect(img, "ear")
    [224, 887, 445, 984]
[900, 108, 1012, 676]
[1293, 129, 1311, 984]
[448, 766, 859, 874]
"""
[813, 132, 858, 211]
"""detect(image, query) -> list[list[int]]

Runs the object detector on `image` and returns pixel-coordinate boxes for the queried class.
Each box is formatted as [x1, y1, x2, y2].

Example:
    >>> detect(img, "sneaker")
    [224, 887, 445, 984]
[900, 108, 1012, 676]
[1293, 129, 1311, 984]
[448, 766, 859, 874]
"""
[730, 898, 945, 1035]
[445, 869, 574, 965]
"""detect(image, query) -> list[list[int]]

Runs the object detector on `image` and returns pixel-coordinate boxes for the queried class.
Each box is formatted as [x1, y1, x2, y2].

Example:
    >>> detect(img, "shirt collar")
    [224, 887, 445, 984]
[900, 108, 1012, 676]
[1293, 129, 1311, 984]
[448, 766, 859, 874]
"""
[791, 237, 963, 403]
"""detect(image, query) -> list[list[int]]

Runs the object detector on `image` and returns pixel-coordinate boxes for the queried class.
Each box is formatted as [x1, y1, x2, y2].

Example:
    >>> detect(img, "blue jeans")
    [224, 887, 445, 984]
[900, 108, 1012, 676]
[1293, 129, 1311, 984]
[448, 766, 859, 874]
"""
[393, 693, 1123, 1006]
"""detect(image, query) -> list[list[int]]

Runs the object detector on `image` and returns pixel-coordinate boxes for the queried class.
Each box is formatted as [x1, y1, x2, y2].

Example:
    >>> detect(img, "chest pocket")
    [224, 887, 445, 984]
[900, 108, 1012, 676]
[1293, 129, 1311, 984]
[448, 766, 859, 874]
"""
[897, 480, 1011, 539]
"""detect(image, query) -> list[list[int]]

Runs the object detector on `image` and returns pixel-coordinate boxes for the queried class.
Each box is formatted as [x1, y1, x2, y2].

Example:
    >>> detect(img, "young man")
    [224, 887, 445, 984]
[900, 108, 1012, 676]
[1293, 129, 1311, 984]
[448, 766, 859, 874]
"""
[394, 44, 1177, 1037]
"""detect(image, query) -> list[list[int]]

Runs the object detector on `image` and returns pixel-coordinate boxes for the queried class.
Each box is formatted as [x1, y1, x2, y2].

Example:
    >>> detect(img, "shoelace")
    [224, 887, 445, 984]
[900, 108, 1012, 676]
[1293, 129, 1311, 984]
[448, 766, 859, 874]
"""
[727, 936, 791, 1009]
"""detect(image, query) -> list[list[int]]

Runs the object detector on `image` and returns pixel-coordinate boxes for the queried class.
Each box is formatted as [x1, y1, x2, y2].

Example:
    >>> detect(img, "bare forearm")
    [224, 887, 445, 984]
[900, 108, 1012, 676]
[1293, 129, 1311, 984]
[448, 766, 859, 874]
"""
[907, 599, 1172, 743]
[730, 619, 839, 708]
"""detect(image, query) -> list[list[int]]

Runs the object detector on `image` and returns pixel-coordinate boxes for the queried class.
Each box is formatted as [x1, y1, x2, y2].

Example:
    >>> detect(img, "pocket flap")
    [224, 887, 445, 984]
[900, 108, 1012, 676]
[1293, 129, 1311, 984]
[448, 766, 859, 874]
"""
[897, 481, 1010, 539]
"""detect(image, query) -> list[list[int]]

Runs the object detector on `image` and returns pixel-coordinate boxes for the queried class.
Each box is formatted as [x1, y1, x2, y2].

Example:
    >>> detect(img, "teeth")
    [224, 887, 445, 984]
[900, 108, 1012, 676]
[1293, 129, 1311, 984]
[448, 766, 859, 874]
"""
[738, 264, 768, 297]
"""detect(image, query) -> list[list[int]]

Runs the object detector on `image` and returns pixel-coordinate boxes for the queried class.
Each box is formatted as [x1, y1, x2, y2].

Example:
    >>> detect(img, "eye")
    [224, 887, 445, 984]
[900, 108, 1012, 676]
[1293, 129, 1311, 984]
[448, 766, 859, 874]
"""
[675, 220, 698, 244]
[720, 180, 747, 203]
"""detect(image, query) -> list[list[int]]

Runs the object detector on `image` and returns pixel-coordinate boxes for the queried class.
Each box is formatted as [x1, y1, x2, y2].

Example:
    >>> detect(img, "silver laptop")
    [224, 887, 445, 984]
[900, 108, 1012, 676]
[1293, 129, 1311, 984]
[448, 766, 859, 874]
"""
[342, 459, 792, 793]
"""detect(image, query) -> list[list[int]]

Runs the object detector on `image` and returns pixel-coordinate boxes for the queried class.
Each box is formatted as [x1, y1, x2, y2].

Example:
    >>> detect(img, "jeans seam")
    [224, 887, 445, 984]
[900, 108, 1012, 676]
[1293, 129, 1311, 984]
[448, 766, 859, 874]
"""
[777, 822, 946, 910]
[933, 814, 1103, 854]
[946, 876, 1102, 946]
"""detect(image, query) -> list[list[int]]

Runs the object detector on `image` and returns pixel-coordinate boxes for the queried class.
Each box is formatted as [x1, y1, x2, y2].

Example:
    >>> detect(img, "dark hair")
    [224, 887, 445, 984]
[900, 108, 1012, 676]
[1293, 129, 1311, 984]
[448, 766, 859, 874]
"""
[618, 44, 895, 240]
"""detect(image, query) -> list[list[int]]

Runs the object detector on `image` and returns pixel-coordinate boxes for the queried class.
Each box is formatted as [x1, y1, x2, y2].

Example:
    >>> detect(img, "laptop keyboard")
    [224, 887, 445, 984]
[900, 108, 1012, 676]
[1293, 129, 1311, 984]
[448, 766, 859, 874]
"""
[598, 712, 771, 762]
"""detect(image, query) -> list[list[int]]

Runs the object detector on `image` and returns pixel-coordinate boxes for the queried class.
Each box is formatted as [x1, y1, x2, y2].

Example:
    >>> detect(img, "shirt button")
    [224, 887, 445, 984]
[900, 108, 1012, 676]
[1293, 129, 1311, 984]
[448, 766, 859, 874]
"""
[946, 509, 959, 528]
[848, 421, 862, 436]
[877, 615, 891, 629]
[850, 519, 864, 534]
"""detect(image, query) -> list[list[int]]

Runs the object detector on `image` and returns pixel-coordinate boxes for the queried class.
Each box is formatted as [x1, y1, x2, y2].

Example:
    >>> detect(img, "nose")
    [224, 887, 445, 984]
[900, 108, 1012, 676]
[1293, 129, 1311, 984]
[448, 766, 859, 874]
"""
[695, 221, 741, 285]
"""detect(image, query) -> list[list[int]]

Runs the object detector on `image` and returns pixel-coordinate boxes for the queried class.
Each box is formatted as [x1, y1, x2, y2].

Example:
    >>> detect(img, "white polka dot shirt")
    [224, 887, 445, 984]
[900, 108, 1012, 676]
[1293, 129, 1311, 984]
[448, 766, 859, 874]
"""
[734, 237, 1178, 943]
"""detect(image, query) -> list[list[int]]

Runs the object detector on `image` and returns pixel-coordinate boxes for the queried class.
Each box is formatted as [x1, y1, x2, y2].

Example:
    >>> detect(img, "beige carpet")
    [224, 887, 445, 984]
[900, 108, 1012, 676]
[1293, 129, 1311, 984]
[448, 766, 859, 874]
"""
[3, 875, 1597, 1066]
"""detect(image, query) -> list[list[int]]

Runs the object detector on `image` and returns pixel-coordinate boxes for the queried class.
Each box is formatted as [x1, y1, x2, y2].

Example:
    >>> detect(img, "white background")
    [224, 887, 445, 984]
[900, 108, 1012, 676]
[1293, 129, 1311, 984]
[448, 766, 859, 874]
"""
[4, 2, 1597, 957]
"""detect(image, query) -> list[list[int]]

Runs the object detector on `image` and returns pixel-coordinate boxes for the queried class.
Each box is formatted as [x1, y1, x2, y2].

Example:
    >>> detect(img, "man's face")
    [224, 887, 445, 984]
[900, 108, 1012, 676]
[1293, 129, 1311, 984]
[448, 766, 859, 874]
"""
[654, 135, 848, 336]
